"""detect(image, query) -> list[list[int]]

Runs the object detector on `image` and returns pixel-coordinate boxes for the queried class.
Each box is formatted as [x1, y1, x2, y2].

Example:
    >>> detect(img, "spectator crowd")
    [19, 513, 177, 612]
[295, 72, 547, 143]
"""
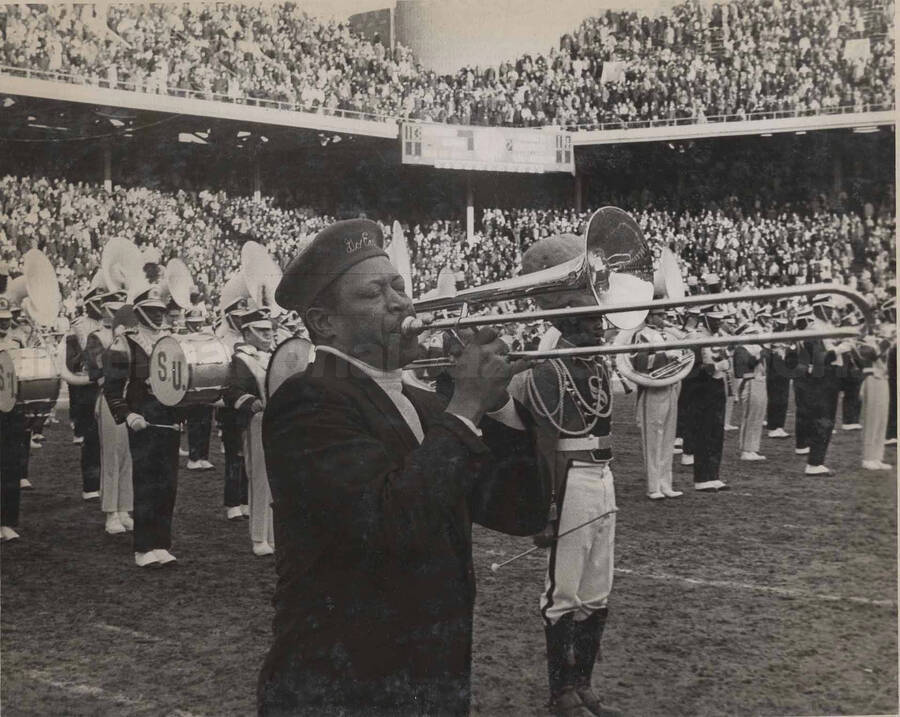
[1, 176, 894, 334]
[0, 0, 893, 129]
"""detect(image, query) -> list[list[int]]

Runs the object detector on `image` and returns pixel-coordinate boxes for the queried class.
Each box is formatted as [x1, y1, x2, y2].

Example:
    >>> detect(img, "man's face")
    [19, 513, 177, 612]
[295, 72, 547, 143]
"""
[646, 310, 666, 329]
[541, 290, 605, 347]
[139, 306, 167, 330]
[320, 256, 418, 370]
[0, 317, 9, 335]
[245, 325, 274, 352]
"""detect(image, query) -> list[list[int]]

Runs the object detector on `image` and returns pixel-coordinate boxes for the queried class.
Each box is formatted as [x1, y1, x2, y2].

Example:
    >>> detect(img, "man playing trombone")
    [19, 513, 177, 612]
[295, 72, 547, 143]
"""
[258, 218, 548, 716]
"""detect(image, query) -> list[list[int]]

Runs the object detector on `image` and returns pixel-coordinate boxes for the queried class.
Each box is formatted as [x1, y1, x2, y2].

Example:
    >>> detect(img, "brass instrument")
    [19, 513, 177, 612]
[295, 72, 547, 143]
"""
[398, 209, 874, 385]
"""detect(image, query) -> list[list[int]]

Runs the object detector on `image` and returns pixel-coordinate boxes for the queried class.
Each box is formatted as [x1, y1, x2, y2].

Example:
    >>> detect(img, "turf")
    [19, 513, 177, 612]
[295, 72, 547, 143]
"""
[2, 397, 896, 716]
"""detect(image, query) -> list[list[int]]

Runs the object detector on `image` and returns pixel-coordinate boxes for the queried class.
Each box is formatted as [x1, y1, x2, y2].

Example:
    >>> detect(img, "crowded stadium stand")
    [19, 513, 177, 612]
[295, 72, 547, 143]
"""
[0, 0, 894, 134]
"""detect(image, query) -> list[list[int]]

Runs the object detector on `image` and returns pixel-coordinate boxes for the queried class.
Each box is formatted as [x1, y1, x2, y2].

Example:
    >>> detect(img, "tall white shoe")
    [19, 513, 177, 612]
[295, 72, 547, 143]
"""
[30, 439, 41, 449]
[661, 488, 684, 498]
[842, 424, 862, 432]
[680, 454, 694, 466]
[154, 549, 177, 566]
[117, 512, 134, 531]
[179, 448, 189, 457]
[105, 513, 126, 535]
[198, 460, 214, 470]
[252, 541, 275, 556]
[135, 551, 160, 568]
[19, 479, 33, 490]
[82, 491, 100, 501]
[1, 526, 20, 541]
[724, 424, 739, 432]
[795, 447, 810, 455]
[673, 437, 683, 448]
[72, 435, 84, 445]
[240, 504, 250, 518]
[767, 428, 790, 438]
[862, 461, 893, 471]
[186, 459, 204, 470]
[740, 452, 767, 461]
[226, 506, 243, 521]
[885, 438, 898, 446]
[804, 464, 831, 475]
[647, 491, 665, 500]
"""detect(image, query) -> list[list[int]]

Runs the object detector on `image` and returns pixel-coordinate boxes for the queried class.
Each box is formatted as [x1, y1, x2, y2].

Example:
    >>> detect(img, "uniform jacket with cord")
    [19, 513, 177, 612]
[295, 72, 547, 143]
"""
[258, 349, 549, 716]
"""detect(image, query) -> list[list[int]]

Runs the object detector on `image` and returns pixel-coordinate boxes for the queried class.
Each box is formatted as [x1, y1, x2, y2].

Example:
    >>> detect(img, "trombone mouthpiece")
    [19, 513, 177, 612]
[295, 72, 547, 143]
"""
[401, 316, 424, 335]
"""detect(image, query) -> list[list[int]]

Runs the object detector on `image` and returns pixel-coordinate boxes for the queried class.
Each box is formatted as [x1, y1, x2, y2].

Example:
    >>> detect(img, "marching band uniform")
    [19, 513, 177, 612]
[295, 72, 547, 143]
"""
[765, 310, 793, 439]
[505, 234, 621, 717]
[9, 307, 35, 487]
[0, 296, 24, 541]
[224, 309, 275, 556]
[856, 330, 892, 470]
[793, 297, 845, 475]
[104, 286, 182, 567]
[838, 347, 864, 431]
[733, 325, 768, 461]
[259, 220, 547, 716]
[887, 340, 897, 445]
[686, 306, 730, 492]
[216, 313, 249, 520]
[86, 304, 134, 535]
[632, 316, 682, 499]
[676, 308, 702, 465]
[66, 305, 102, 499]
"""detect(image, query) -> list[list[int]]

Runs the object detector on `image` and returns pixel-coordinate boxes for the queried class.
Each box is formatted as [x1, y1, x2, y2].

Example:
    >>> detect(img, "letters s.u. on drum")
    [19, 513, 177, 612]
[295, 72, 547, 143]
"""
[150, 335, 231, 407]
[266, 337, 313, 399]
[0, 348, 61, 414]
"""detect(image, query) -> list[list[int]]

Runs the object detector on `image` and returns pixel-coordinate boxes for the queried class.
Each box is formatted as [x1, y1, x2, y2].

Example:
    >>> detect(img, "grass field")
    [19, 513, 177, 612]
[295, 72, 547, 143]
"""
[1, 397, 897, 717]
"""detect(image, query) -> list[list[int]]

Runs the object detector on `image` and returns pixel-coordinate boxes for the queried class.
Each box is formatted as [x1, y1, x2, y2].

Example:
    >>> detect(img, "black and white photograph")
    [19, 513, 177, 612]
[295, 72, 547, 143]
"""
[0, 1, 896, 715]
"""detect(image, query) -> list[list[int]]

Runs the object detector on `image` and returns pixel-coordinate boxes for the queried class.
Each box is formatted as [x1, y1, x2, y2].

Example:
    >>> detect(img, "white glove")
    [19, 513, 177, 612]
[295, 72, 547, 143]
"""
[250, 399, 264, 414]
[126, 413, 149, 431]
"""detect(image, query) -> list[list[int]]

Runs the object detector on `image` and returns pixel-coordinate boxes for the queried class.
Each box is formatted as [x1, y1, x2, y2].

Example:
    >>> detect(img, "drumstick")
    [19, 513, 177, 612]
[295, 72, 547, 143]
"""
[489, 508, 618, 573]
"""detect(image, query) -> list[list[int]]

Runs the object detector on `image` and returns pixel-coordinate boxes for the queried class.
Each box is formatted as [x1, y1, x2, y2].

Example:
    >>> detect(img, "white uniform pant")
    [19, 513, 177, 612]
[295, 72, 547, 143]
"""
[724, 378, 736, 427]
[862, 374, 889, 463]
[243, 412, 274, 546]
[541, 464, 616, 625]
[738, 376, 768, 454]
[96, 394, 133, 513]
[636, 384, 679, 495]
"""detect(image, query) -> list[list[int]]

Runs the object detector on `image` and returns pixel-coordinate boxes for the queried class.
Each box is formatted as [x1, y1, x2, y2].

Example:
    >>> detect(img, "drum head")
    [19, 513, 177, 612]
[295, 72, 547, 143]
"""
[0, 350, 17, 413]
[266, 337, 313, 399]
[149, 336, 190, 407]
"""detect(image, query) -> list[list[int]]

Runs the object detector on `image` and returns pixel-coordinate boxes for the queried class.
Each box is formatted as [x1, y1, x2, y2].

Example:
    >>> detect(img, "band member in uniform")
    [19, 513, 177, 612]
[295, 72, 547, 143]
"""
[676, 307, 702, 465]
[7, 291, 36, 486]
[258, 219, 548, 716]
[856, 319, 892, 471]
[733, 322, 768, 461]
[765, 305, 793, 439]
[686, 305, 731, 492]
[65, 286, 104, 500]
[184, 305, 215, 471]
[217, 296, 249, 520]
[225, 307, 275, 556]
[104, 282, 182, 567]
[504, 230, 622, 717]
[793, 296, 847, 475]
[632, 307, 683, 500]
[0, 296, 25, 541]
[86, 298, 134, 535]
[883, 296, 897, 446]
[837, 304, 863, 432]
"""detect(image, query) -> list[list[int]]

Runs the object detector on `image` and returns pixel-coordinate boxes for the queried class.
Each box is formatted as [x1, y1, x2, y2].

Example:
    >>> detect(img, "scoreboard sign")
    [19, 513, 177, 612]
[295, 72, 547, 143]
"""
[401, 123, 574, 174]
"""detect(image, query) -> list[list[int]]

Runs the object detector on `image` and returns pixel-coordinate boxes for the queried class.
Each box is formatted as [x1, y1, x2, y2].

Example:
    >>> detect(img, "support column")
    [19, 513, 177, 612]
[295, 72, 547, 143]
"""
[574, 170, 583, 213]
[465, 174, 474, 243]
[102, 144, 112, 193]
[253, 156, 261, 203]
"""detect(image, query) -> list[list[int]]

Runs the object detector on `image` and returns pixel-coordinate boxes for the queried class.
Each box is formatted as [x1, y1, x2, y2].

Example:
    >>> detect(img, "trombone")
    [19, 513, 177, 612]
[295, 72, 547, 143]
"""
[401, 208, 874, 384]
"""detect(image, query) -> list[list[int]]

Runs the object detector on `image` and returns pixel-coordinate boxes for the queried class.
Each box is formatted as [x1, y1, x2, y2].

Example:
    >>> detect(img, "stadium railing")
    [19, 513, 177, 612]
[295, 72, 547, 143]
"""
[1, 65, 894, 135]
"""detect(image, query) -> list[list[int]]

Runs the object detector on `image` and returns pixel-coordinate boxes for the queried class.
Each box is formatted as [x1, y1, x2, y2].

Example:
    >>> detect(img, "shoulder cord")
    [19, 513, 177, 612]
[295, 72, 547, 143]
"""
[526, 358, 607, 436]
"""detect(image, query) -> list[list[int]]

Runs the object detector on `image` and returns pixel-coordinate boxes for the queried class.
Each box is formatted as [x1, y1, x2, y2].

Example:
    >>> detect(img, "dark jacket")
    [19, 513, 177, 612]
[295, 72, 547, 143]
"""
[103, 333, 181, 425]
[258, 350, 548, 716]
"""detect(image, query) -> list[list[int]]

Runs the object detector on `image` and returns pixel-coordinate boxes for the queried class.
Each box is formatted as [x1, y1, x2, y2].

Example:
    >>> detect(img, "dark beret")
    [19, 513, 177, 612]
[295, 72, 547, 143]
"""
[275, 219, 388, 314]
[521, 234, 581, 275]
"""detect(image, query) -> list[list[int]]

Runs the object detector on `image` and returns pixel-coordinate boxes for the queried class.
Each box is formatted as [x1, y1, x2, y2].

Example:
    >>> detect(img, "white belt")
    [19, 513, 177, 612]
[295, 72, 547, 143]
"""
[557, 436, 609, 451]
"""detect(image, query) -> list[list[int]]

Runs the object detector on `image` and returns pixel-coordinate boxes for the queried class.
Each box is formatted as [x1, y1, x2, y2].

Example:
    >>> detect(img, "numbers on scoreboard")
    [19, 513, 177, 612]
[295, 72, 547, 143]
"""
[156, 350, 185, 393]
[403, 124, 422, 157]
[556, 134, 572, 165]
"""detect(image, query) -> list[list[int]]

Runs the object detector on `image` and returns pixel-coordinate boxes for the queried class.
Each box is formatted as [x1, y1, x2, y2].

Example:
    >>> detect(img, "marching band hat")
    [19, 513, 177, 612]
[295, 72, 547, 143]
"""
[238, 307, 272, 331]
[0, 297, 11, 319]
[794, 305, 814, 320]
[810, 295, 834, 309]
[276, 219, 388, 314]
[521, 233, 581, 275]
[130, 285, 167, 310]
[700, 304, 726, 320]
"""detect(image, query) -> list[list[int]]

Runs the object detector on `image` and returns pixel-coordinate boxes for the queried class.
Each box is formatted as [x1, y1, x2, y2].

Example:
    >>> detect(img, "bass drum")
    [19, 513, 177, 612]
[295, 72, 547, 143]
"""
[149, 334, 231, 407]
[266, 337, 313, 399]
[0, 348, 61, 415]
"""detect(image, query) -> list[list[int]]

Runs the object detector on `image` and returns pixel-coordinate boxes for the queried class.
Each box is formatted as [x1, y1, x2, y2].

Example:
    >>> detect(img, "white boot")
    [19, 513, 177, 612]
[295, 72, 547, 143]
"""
[1, 526, 20, 541]
[252, 541, 274, 556]
[105, 513, 126, 535]
[117, 512, 134, 531]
